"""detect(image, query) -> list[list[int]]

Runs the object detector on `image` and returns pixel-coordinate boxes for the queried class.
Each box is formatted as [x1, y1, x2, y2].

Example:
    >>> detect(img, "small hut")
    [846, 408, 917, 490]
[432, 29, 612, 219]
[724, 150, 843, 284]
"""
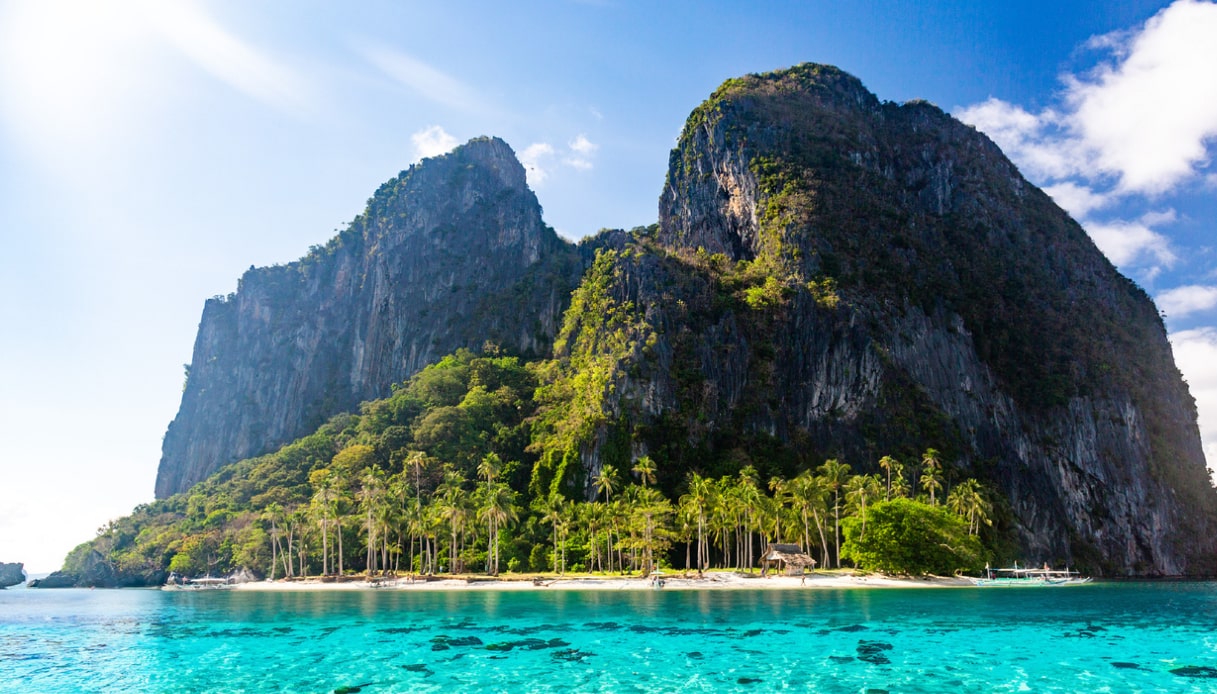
[761, 543, 817, 576]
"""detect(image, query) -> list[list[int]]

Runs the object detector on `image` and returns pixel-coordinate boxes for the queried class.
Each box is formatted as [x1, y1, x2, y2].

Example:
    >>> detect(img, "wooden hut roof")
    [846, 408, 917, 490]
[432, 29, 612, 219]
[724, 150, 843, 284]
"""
[762, 544, 817, 567]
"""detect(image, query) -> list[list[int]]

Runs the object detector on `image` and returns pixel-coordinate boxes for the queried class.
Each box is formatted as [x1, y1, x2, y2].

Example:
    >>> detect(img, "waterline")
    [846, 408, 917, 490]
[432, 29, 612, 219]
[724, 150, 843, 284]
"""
[4, 583, 1217, 692]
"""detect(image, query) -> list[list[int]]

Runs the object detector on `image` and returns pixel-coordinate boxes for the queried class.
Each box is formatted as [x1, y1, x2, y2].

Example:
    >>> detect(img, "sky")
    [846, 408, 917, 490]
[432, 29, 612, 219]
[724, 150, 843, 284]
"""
[1, 0, 1215, 575]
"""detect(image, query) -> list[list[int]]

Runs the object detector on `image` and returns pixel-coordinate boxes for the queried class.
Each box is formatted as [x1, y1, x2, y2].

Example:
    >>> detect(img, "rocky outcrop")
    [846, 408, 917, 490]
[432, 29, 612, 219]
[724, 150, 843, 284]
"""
[0, 562, 24, 588]
[29, 550, 165, 588]
[27, 572, 77, 589]
[156, 137, 582, 497]
[576, 64, 1216, 575]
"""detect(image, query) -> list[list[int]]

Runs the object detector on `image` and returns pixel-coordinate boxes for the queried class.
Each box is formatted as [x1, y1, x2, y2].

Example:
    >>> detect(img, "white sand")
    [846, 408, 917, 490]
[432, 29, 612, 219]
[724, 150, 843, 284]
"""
[227, 571, 972, 593]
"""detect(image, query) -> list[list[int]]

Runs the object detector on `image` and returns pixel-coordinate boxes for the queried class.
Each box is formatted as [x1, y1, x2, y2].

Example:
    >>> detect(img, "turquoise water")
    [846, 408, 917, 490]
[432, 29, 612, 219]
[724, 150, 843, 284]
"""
[3, 583, 1217, 692]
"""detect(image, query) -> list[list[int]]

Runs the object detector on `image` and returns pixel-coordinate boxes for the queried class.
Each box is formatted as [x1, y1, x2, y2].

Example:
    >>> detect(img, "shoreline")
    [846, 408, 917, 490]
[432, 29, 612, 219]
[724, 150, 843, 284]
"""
[212, 571, 974, 593]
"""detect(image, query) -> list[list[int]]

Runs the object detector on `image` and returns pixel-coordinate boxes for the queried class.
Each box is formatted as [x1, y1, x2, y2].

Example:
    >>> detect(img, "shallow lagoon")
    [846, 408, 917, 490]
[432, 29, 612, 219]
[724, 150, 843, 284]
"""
[4, 582, 1217, 692]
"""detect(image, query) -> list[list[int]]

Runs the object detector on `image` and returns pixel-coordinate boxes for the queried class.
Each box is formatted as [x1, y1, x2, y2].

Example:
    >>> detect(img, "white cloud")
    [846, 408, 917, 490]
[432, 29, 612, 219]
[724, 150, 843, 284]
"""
[1170, 327, 1217, 476]
[1065, 0, 1217, 195]
[956, 98, 1086, 181]
[957, 1, 1217, 274]
[1043, 181, 1113, 219]
[565, 134, 598, 170]
[357, 42, 479, 112]
[1083, 212, 1177, 267]
[518, 136, 600, 186]
[569, 135, 598, 155]
[520, 143, 556, 185]
[411, 125, 458, 160]
[1158, 285, 1217, 318]
[961, 1, 1217, 198]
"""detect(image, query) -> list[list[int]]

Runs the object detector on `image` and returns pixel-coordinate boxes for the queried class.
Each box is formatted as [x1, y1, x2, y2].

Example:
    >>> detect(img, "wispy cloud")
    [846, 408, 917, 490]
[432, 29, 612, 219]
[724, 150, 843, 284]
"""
[1158, 285, 1217, 318]
[147, 1, 312, 112]
[565, 134, 599, 170]
[356, 42, 480, 112]
[957, 0, 1217, 275]
[520, 143, 556, 184]
[411, 125, 458, 160]
[518, 136, 599, 186]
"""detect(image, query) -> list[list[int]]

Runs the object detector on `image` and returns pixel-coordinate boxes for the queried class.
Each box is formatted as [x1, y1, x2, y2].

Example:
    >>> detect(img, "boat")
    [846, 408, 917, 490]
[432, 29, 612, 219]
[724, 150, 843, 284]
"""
[163, 574, 234, 590]
[971, 563, 1091, 587]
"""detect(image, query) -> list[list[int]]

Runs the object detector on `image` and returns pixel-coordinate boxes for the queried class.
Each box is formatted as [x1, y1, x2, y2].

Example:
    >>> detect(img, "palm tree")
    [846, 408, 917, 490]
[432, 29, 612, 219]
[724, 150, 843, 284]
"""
[357, 466, 386, 575]
[402, 496, 426, 574]
[310, 473, 338, 576]
[375, 493, 397, 574]
[328, 465, 354, 576]
[921, 448, 943, 505]
[629, 485, 671, 574]
[890, 470, 911, 499]
[287, 506, 308, 577]
[435, 469, 470, 574]
[735, 467, 762, 570]
[578, 502, 604, 572]
[478, 481, 518, 574]
[768, 476, 794, 545]
[406, 450, 429, 506]
[947, 478, 992, 535]
[817, 458, 851, 569]
[262, 503, 286, 580]
[679, 472, 713, 573]
[844, 474, 882, 540]
[594, 466, 620, 504]
[675, 502, 696, 573]
[386, 471, 410, 573]
[632, 456, 657, 488]
[606, 498, 626, 573]
[708, 477, 734, 568]
[536, 493, 568, 574]
[478, 452, 503, 485]
[790, 471, 830, 565]
[877, 456, 899, 501]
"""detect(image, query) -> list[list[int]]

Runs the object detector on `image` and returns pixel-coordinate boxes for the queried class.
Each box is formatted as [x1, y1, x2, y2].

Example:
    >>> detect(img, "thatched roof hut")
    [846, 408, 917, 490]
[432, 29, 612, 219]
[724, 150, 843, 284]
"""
[762, 543, 817, 575]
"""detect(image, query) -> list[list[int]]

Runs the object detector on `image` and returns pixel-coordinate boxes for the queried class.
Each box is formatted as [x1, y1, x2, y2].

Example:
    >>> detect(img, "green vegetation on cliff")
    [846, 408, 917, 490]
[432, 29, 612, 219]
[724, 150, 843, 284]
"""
[67, 62, 1217, 584]
[79, 330, 1002, 583]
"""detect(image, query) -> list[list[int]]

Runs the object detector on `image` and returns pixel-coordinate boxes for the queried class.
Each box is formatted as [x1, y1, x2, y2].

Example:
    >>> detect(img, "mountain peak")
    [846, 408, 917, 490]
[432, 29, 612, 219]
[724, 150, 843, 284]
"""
[425, 136, 528, 192]
[154, 134, 578, 498]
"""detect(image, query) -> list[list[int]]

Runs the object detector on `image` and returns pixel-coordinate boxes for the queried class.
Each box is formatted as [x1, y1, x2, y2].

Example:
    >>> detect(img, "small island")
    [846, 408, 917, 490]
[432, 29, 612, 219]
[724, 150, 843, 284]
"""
[0, 562, 25, 588]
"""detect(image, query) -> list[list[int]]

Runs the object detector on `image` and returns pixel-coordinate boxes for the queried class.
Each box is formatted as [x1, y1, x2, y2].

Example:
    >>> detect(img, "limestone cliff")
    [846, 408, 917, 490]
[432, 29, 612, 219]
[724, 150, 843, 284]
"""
[151, 65, 1217, 575]
[0, 562, 24, 588]
[156, 137, 581, 497]
[567, 64, 1216, 575]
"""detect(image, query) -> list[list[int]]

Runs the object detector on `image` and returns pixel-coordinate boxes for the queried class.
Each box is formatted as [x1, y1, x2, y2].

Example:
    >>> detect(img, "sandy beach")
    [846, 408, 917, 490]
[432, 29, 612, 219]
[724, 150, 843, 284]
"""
[224, 571, 972, 592]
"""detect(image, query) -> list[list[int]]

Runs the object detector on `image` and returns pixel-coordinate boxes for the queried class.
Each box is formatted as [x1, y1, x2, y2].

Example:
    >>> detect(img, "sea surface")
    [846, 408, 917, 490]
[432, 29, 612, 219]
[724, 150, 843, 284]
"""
[3, 581, 1217, 693]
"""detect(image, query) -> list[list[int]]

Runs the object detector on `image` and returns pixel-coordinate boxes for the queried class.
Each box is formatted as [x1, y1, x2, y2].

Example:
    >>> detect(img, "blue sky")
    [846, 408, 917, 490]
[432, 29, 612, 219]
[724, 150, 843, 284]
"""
[2, 0, 1215, 574]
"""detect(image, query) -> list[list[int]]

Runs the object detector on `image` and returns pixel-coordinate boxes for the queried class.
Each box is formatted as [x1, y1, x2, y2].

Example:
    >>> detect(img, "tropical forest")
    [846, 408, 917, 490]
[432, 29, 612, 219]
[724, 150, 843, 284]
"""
[75, 280, 999, 584]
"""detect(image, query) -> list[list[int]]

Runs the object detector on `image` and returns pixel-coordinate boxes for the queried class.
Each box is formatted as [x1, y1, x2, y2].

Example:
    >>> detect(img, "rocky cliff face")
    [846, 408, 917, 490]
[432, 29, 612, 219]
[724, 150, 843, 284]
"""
[0, 562, 24, 588]
[156, 137, 581, 497]
[574, 64, 1215, 575]
[153, 65, 1216, 575]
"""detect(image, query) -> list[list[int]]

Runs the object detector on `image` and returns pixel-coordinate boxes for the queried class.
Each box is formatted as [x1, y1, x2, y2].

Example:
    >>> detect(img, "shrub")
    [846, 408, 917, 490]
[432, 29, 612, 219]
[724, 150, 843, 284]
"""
[841, 498, 984, 575]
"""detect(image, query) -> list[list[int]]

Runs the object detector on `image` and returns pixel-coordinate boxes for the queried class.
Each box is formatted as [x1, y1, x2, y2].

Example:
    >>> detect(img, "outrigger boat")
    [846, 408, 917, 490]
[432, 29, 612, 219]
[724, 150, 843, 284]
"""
[163, 574, 234, 590]
[971, 563, 1091, 587]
